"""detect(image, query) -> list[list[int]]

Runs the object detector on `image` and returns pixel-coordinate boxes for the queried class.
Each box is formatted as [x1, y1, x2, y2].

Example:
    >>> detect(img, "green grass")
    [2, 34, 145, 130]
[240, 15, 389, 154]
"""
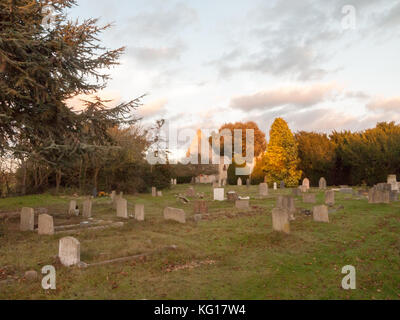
[0, 184, 399, 300]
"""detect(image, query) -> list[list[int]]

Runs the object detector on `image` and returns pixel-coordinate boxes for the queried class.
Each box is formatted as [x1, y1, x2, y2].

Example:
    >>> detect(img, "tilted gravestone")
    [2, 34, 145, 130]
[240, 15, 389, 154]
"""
[259, 183, 269, 197]
[325, 190, 335, 205]
[38, 214, 54, 235]
[194, 200, 208, 214]
[69, 200, 77, 216]
[214, 188, 225, 201]
[59, 237, 80, 267]
[227, 191, 239, 202]
[20, 207, 35, 232]
[116, 198, 128, 219]
[272, 208, 290, 234]
[313, 205, 329, 223]
[302, 178, 310, 190]
[82, 198, 92, 218]
[164, 207, 186, 224]
[303, 193, 316, 204]
[319, 177, 327, 189]
[235, 199, 250, 210]
[134, 204, 145, 221]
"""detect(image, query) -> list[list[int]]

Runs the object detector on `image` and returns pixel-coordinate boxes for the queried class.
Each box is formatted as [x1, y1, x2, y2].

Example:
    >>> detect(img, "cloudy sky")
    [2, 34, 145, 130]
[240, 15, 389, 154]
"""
[68, 0, 400, 157]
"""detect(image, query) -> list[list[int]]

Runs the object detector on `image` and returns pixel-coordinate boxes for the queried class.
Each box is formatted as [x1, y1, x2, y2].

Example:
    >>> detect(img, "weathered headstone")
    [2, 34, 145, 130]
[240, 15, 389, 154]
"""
[235, 199, 250, 210]
[38, 214, 54, 235]
[325, 190, 335, 205]
[69, 200, 77, 216]
[151, 187, 157, 197]
[227, 191, 239, 202]
[237, 178, 242, 186]
[194, 200, 208, 214]
[369, 188, 390, 204]
[390, 191, 399, 202]
[303, 193, 316, 204]
[157, 191, 163, 197]
[82, 198, 92, 218]
[302, 178, 310, 190]
[214, 188, 225, 201]
[163, 207, 186, 224]
[20, 207, 35, 232]
[134, 204, 145, 221]
[313, 205, 329, 223]
[58, 237, 80, 267]
[387, 175, 399, 191]
[174, 179, 177, 185]
[299, 185, 308, 193]
[259, 183, 269, 197]
[273, 182, 277, 190]
[319, 177, 327, 189]
[277, 196, 296, 220]
[272, 208, 290, 234]
[186, 187, 195, 197]
[110, 191, 116, 202]
[116, 198, 128, 219]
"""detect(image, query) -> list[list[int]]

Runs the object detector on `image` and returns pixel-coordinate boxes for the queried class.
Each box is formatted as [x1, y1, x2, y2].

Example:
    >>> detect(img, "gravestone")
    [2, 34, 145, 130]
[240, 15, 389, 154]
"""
[69, 200, 77, 216]
[174, 179, 177, 185]
[272, 208, 290, 234]
[387, 175, 398, 191]
[390, 191, 399, 202]
[237, 178, 242, 186]
[82, 198, 92, 218]
[152, 187, 157, 197]
[116, 198, 128, 219]
[227, 191, 239, 202]
[340, 188, 353, 194]
[38, 214, 54, 235]
[313, 205, 329, 223]
[292, 188, 301, 197]
[110, 191, 116, 202]
[277, 196, 296, 220]
[134, 204, 145, 221]
[273, 182, 277, 190]
[235, 199, 250, 210]
[319, 177, 327, 189]
[20, 207, 35, 232]
[259, 183, 269, 197]
[164, 207, 186, 224]
[302, 178, 310, 190]
[369, 188, 390, 204]
[214, 188, 225, 201]
[194, 200, 208, 214]
[280, 181, 285, 189]
[157, 191, 163, 197]
[299, 185, 308, 193]
[376, 183, 392, 192]
[303, 193, 316, 204]
[58, 237, 80, 267]
[325, 190, 335, 205]
[186, 187, 195, 197]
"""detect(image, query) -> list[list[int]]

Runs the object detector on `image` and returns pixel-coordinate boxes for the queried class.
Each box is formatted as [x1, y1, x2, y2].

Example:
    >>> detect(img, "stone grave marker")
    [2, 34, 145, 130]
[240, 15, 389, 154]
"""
[134, 204, 145, 221]
[259, 183, 269, 197]
[227, 191, 239, 202]
[163, 207, 186, 224]
[116, 198, 128, 219]
[20, 207, 35, 232]
[340, 187, 353, 194]
[237, 178, 242, 186]
[387, 175, 398, 191]
[58, 237, 80, 267]
[152, 187, 157, 197]
[303, 193, 316, 204]
[273, 182, 277, 190]
[82, 198, 92, 218]
[313, 205, 329, 223]
[235, 199, 250, 210]
[319, 177, 327, 189]
[38, 214, 54, 235]
[302, 178, 310, 190]
[214, 188, 225, 201]
[272, 208, 290, 234]
[325, 190, 335, 205]
[157, 191, 163, 197]
[186, 187, 195, 197]
[69, 200, 77, 216]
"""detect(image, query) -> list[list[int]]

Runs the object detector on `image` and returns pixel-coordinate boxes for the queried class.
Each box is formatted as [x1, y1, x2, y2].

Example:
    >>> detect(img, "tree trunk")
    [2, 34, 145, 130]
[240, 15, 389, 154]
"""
[55, 169, 62, 194]
[93, 167, 100, 190]
[21, 160, 27, 195]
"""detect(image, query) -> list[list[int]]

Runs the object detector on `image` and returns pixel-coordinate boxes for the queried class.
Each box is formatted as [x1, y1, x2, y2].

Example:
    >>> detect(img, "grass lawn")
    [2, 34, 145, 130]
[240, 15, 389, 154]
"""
[0, 184, 399, 300]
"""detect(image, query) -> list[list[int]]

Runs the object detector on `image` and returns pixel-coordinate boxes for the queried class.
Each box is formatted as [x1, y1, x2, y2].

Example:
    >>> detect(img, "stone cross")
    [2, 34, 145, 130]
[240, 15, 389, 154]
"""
[20, 207, 35, 232]
[58, 237, 80, 267]
[38, 214, 54, 235]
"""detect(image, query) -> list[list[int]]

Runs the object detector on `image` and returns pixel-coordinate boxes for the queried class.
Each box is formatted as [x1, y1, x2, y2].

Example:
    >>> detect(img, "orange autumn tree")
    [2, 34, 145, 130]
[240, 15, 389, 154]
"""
[261, 118, 302, 187]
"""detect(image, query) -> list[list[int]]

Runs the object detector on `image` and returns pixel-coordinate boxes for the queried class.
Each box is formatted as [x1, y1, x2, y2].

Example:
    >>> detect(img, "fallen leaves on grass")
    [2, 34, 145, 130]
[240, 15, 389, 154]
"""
[165, 260, 216, 273]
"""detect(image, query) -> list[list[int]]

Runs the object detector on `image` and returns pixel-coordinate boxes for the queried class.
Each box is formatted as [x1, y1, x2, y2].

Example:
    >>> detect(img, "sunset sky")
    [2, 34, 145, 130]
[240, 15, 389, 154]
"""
[68, 0, 400, 158]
